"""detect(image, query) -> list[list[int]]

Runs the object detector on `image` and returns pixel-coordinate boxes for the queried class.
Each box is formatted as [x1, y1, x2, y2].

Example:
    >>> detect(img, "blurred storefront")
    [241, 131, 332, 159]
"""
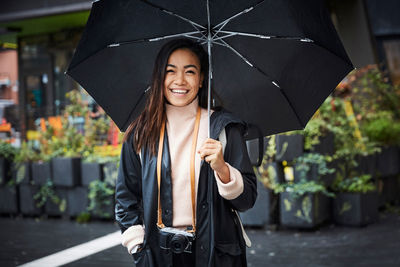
[0, 0, 92, 138]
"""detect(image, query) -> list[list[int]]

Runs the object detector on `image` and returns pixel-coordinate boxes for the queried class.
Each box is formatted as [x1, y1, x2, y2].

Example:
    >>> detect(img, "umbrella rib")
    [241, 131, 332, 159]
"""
[215, 31, 314, 43]
[212, 0, 265, 37]
[139, 0, 206, 34]
[215, 39, 305, 127]
[107, 31, 205, 47]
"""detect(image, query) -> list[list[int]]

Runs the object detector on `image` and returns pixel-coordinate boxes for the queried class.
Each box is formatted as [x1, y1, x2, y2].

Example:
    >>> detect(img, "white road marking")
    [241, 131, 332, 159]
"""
[18, 231, 121, 267]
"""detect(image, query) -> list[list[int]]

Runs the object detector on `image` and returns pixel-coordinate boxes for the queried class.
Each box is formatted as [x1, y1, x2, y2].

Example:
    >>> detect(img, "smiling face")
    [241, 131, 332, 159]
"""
[164, 48, 204, 107]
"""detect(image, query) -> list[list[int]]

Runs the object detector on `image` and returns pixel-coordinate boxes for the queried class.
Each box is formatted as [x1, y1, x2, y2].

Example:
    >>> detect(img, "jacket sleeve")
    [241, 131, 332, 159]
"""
[115, 135, 143, 233]
[222, 124, 257, 212]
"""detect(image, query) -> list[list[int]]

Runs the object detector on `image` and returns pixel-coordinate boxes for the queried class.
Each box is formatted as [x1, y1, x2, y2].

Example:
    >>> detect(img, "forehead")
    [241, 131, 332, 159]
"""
[167, 48, 200, 67]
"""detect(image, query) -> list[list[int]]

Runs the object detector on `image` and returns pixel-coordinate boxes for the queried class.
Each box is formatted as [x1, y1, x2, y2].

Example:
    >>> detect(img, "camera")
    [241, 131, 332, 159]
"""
[159, 227, 195, 254]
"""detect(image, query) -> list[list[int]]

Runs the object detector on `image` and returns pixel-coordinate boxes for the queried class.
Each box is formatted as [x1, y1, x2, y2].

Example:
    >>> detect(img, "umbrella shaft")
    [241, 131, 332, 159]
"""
[207, 34, 212, 138]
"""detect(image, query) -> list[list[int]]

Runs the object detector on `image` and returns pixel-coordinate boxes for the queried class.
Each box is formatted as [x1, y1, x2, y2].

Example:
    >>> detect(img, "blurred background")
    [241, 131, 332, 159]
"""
[0, 0, 399, 266]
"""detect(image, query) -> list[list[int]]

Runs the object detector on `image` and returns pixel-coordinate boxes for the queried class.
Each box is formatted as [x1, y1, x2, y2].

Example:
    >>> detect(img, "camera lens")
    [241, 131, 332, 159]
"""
[170, 234, 188, 254]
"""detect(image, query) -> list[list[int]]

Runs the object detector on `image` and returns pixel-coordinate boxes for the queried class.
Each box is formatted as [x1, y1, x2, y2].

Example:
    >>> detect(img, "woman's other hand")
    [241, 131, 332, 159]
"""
[198, 138, 230, 183]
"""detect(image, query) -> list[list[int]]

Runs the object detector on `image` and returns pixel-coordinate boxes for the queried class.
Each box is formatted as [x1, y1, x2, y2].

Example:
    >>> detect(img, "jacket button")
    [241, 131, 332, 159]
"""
[200, 244, 204, 251]
[202, 204, 207, 209]
[165, 209, 170, 215]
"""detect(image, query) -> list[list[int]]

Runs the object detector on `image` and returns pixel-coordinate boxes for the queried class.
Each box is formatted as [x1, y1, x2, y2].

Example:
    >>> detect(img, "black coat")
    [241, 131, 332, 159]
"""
[115, 109, 257, 267]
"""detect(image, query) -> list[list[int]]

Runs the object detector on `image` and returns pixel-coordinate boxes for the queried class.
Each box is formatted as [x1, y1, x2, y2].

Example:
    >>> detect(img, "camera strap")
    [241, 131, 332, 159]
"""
[157, 106, 201, 233]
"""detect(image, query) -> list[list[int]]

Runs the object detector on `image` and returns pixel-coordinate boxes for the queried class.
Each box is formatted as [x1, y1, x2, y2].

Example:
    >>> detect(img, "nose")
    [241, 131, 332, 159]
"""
[174, 71, 186, 85]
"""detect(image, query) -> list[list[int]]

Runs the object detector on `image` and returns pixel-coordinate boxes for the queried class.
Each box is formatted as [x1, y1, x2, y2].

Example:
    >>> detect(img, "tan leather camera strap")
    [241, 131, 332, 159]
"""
[157, 107, 201, 233]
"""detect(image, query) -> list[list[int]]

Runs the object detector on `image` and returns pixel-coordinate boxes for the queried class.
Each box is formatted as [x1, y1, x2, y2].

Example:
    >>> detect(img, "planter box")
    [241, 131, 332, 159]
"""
[19, 184, 42, 215]
[31, 161, 51, 185]
[333, 192, 378, 226]
[377, 176, 399, 207]
[0, 157, 11, 185]
[240, 180, 278, 227]
[376, 146, 399, 177]
[275, 134, 304, 162]
[103, 162, 118, 186]
[0, 185, 18, 214]
[12, 162, 31, 185]
[67, 187, 88, 217]
[355, 154, 377, 176]
[52, 157, 81, 187]
[280, 192, 330, 228]
[310, 132, 334, 155]
[45, 187, 68, 216]
[81, 162, 104, 186]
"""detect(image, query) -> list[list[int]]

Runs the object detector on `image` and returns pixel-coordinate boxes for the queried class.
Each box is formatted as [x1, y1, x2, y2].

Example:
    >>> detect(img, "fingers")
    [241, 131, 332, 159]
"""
[198, 148, 218, 160]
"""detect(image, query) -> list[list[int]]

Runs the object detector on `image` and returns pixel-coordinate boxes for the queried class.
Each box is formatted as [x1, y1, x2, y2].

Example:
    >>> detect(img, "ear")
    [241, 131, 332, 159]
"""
[199, 73, 204, 88]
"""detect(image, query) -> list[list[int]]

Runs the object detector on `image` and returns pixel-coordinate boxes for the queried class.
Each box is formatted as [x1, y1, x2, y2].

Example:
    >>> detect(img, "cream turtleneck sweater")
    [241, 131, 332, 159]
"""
[121, 97, 244, 254]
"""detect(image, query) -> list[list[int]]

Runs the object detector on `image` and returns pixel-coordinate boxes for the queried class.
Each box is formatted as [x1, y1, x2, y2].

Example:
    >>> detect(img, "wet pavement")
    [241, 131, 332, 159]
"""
[1, 211, 400, 267]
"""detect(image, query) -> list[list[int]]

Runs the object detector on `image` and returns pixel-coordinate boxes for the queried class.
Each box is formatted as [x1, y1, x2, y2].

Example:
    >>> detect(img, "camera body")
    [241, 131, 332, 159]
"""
[159, 227, 195, 254]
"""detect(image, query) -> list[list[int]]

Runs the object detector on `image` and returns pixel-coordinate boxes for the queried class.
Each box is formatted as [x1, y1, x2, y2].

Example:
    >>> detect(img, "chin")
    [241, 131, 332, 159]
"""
[167, 96, 197, 107]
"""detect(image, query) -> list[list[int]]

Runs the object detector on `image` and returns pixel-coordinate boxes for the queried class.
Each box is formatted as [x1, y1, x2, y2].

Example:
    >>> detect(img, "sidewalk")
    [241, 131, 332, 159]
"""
[1, 212, 400, 267]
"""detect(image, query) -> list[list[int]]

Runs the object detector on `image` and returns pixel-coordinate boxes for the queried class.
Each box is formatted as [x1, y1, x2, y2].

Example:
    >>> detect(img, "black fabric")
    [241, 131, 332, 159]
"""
[114, 110, 257, 267]
[66, 0, 353, 136]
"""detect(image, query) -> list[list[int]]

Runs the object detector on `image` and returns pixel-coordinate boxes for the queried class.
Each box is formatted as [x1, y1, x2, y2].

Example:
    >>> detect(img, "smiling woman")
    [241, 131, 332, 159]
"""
[164, 49, 204, 107]
[115, 38, 257, 267]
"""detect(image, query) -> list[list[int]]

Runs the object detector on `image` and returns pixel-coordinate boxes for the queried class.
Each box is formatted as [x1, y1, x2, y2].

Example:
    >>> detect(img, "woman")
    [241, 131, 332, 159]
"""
[115, 38, 257, 267]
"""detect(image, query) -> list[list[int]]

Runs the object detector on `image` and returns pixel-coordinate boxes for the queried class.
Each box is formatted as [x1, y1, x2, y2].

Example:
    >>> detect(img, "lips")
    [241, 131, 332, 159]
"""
[170, 88, 189, 94]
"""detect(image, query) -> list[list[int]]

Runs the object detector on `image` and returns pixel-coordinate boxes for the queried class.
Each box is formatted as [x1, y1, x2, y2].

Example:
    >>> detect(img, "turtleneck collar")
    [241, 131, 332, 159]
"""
[165, 97, 199, 121]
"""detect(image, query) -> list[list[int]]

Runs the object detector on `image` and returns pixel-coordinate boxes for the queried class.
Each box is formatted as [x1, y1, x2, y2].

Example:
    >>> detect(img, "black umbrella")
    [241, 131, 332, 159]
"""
[66, 0, 354, 137]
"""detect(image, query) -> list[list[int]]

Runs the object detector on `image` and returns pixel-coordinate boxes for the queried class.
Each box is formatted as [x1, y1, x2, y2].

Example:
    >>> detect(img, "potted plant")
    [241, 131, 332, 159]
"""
[331, 174, 378, 226]
[275, 132, 304, 162]
[0, 140, 16, 185]
[0, 141, 18, 215]
[49, 90, 89, 187]
[362, 112, 400, 177]
[87, 180, 115, 219]
[33, 180, 67, 217]
[50, 123, 83, 187]
[11, 141, 38, 185]
[275, 179, 334, 228]
[31, 123, 54, 186]
[81, 153, 105, 186]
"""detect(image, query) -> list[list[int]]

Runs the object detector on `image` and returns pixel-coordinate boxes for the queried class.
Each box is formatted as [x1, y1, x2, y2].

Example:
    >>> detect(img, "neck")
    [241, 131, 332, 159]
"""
[165, 97, 199, 121]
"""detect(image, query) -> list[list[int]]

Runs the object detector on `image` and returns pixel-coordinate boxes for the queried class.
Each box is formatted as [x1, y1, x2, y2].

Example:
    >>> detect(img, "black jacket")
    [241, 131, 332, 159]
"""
[115, 109, 257, 267]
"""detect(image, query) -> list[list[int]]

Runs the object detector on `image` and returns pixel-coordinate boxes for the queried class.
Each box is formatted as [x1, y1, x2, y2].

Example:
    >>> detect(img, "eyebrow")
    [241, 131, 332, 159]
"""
[166, 64, 198, 69]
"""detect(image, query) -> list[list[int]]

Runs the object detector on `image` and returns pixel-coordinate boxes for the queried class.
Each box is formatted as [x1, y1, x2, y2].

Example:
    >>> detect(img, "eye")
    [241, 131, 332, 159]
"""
[186, 70, 196, 74]
[166, 69, 174, 73]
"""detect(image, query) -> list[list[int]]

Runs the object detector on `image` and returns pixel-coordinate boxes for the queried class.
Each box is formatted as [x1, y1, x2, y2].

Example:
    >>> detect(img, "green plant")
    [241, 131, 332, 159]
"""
[349, 65, 400, 121]
[84, 115, 110, 147]
[256, 136, 280, 189]
[332, 174, 376, 193]
[33, 180, 67, 212]
[274, 179, 334, 198]
[0, 140, 17, 160]
[361, 111, 400, 146]
[87, 180, 115, 218]
[76, 211, 91, 223]
[294, 153, 335, 182]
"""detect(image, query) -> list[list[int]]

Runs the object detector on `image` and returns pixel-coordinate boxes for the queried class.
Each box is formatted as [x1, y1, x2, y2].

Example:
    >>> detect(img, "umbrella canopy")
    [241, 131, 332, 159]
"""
[66, 0, 354, 137]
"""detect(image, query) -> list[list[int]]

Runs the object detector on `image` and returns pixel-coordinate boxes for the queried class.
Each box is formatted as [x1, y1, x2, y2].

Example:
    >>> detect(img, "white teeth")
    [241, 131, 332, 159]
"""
[171, 89, 188, 94]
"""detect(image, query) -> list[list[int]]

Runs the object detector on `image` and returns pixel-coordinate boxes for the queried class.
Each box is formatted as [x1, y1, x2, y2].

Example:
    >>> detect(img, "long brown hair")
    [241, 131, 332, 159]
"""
[123, 38, 209, 155]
